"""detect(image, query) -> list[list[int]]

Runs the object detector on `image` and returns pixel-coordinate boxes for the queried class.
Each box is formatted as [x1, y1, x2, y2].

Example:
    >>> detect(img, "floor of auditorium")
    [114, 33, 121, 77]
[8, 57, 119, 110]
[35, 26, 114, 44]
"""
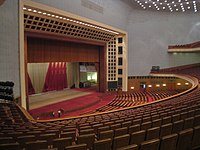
[29, 88, 93, 110]
[28, 86, 114, 119]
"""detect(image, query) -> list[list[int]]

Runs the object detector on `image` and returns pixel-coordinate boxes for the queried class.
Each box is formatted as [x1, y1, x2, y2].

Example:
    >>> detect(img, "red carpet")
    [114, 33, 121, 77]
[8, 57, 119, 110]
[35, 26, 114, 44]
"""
[145, 93, 154, 102]
[29, 89, 114, 120]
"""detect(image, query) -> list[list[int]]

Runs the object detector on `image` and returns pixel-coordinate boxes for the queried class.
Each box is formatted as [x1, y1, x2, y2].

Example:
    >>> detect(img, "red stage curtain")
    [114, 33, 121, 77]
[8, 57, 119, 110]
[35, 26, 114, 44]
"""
[28, 73, 35, 95]
[43, 62, 67, 92]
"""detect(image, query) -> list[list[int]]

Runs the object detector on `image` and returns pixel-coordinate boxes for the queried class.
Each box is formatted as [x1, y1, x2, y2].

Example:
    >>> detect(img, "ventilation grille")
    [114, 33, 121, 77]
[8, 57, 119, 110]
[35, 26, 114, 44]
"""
[24, 11, 115, 42]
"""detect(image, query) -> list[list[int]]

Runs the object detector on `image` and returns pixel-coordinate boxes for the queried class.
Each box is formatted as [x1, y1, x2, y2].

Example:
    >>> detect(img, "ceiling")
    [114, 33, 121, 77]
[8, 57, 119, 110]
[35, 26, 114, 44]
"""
[124, 0, 200, 13]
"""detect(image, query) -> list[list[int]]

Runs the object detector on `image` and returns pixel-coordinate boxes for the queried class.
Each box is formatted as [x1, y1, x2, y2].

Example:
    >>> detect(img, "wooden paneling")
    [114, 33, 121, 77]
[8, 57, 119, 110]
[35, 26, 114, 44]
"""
[27, 37, 100, 63]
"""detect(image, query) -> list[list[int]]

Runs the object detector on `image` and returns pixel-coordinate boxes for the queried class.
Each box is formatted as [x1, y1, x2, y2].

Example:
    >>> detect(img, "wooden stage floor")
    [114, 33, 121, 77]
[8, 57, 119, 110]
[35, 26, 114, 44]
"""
[29, 89, 92, 110]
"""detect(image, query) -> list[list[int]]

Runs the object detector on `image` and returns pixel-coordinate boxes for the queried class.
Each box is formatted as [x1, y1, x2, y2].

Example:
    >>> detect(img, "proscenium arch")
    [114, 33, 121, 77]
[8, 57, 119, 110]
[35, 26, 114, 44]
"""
[19, 0, 128, 110]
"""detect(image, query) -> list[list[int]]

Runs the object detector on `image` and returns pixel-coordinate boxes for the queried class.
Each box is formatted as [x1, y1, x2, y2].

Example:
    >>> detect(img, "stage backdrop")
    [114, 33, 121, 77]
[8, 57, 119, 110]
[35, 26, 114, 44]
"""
[28, 62, 79, 94]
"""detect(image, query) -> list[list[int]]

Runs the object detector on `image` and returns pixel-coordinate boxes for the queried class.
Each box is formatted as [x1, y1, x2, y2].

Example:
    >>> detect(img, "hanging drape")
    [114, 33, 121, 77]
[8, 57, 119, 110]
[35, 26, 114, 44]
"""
[43, 62, 67, 92]
[28, 73, 35, 95]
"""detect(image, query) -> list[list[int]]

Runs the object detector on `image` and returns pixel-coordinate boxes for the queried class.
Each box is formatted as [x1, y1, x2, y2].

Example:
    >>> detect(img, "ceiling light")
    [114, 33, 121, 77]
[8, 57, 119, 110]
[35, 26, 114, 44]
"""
[33, 10, 37, 13]
[28, 8, 32, 11]
[23, 7, 27, 10]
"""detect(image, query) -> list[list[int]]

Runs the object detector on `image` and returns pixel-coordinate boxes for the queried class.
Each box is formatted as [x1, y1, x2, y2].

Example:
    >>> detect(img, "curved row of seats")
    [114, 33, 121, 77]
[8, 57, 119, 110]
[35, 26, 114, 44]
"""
[146, 90, 184, 101]
[95, 89, 185, 113]
[0, 64, 200, 149]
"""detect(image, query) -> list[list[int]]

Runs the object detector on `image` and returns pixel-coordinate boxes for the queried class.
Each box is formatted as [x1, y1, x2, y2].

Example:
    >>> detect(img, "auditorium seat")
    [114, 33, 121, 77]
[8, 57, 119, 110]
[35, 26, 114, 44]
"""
[162, 116, 172, 124]
[39, 133, 57, 146]
[160, 123, 172, 137]
[0, 142, 22, 150]
[122, 121, 132, 127]
[60, 131, 76, 141]
[141, 121, 151, 130]
[79, 129, 94, 135]
[93, 138, 112, 150]
[130, 130, 146, 145]
[172, 114, 180, 122]
[176, 128, 193, 150]
[128, 124, 140, 134]
[114, 127, 128, 137]
[183, 117, 194, 129]
[192, 125, 200, 150]
[52, 137, 72, 150]
[146, 127, 160, 140]
[77, 133, 95, 149]
[152, 119, 162, 127]
[25, 140, 48, 150]
[194, 114, 200, 126]
[17, 135, 36, 147]
[159, 133, 178, 150]
[0, 137, 15, 144]
[65, 143, 87, 150]
[98, 130, 114, 140]
[172, 120, 184, 133]
[112, 134, 130, 150]
[140, 139, 160, 150]
[116, 144, 138, 150]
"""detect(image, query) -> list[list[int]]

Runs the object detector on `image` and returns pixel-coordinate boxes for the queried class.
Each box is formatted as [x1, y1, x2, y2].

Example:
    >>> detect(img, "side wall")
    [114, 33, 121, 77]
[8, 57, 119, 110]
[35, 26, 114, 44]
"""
[127, 10, 200, 75]
[0, 0, 20, 98]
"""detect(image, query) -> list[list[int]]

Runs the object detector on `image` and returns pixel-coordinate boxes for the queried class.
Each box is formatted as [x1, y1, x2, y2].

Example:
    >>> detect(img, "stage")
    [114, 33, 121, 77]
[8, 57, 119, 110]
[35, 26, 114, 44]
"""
[28, 87, 114, 119]
[29, 88, 92, 110]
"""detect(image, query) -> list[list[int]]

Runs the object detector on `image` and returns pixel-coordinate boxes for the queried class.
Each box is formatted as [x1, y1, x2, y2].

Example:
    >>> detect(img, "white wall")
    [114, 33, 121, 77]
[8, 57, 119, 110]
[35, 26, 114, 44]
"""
[31, 0, 132, 31]
[0, 0, 20, 98]
[127, 10, 200, 75]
